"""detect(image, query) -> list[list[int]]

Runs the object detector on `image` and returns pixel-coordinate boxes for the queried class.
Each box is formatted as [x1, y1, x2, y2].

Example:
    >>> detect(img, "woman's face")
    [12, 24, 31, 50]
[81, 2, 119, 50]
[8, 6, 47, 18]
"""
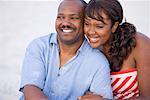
[84, 12, 115, 48]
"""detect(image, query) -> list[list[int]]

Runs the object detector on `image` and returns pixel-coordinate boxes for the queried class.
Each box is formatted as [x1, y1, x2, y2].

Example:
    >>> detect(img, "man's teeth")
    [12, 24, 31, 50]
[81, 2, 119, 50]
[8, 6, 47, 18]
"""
[62, 29, 73, 33]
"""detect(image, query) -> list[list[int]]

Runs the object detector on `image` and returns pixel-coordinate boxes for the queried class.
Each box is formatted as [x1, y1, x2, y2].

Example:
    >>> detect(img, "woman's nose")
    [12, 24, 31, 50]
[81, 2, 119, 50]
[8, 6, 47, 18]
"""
[88, 27, 96, 35]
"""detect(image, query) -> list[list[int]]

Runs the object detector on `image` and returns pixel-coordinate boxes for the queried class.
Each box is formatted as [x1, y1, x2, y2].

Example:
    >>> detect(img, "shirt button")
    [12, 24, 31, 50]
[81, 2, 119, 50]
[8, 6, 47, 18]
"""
[57, 73, 60, 76]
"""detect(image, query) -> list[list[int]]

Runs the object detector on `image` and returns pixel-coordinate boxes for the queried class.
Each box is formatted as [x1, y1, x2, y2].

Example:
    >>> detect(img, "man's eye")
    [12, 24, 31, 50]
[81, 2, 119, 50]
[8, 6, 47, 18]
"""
[70, 17, 80, 20]
[57, 16, 64, 19]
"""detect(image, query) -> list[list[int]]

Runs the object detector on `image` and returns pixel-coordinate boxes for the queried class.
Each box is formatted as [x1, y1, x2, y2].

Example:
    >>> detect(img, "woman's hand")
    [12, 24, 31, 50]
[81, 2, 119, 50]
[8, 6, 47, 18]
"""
[78, 92, 104, 100]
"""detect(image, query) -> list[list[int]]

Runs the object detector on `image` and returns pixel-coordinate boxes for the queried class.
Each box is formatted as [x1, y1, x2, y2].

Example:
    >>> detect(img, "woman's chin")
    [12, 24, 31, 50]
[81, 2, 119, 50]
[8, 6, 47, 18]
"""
[89, 43, 100, 49]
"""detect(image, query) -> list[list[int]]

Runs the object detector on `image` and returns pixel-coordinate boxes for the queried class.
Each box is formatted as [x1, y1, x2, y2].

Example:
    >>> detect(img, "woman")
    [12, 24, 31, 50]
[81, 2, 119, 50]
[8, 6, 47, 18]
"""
[79, 0, 150, 99]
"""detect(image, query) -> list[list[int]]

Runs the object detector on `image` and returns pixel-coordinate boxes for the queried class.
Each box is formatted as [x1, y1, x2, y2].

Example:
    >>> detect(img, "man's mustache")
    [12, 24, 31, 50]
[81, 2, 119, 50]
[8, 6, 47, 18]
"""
[61, 25, 73, 29]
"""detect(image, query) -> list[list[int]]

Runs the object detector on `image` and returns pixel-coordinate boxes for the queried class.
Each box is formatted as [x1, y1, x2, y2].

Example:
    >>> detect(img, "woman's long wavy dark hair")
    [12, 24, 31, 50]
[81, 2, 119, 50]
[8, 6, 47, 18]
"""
[85, 0, 136, 72]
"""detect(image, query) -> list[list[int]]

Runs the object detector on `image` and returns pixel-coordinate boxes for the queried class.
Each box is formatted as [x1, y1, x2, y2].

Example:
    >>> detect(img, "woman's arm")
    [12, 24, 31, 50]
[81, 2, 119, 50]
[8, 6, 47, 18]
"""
[78, 92, 105, 100]
[133, 33, 150, 99]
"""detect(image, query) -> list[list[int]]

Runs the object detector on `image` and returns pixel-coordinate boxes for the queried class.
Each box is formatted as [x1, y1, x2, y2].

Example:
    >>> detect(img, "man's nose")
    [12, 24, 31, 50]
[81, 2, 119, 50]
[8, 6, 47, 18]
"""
[62, 18, 71, 26]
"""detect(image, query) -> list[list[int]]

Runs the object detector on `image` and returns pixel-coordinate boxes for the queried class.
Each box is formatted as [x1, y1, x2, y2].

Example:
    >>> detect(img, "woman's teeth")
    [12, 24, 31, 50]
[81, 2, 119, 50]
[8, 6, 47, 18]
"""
[89, 37, 99, 43]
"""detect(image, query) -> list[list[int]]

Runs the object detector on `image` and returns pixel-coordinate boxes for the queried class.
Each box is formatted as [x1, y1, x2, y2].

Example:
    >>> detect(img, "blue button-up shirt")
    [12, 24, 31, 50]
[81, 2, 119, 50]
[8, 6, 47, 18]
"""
[19, 33, 113, 100]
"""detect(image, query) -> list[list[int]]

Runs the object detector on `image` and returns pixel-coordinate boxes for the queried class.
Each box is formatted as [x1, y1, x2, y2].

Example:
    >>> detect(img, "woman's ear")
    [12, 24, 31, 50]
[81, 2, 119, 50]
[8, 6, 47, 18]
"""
[112, 22, 119, 33]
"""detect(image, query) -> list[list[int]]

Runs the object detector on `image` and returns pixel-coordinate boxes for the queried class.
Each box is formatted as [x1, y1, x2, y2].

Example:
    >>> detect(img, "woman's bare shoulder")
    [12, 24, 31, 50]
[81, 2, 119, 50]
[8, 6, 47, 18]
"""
[133, 32, 150, 63]
[135, 32, 150, 46]
[133, 32, 150, 53]
[133, 32, 150, 62]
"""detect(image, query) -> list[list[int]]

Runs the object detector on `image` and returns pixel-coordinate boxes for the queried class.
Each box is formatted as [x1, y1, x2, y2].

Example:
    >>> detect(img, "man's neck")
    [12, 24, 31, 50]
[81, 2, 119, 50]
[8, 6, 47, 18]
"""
[58, 38, 84, 67]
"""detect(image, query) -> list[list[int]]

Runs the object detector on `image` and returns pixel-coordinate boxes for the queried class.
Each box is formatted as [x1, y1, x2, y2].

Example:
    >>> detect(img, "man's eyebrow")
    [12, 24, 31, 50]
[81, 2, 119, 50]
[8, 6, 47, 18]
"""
[57, 13, 63, 15]
[69, 14, 80, 16]
[58, 13, 80, 16]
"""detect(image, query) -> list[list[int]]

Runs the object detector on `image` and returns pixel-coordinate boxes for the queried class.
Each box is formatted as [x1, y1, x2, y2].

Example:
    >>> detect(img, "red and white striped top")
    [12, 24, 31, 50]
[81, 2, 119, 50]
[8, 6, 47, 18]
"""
[111, 68, 139, 100]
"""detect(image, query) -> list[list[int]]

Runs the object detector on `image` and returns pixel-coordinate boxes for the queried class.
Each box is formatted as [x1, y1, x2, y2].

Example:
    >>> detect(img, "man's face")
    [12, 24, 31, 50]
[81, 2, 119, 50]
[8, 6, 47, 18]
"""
[55, 0, 84, 45]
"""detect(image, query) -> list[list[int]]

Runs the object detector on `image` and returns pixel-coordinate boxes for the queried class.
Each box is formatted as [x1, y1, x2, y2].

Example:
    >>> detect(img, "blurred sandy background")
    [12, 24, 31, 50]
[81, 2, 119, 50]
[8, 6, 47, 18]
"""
[0, 0, 149, 100]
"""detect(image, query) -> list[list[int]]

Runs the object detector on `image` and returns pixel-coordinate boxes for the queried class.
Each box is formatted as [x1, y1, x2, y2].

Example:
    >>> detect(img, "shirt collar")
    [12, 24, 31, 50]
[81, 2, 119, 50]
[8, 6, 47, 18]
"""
[76, 38, 87, 56]
[49, 33, 87, 56]
[49, 33, 58, 44]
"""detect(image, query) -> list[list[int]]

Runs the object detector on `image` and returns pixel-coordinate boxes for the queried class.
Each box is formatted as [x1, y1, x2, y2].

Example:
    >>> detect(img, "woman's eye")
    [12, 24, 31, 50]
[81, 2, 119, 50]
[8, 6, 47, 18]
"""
[96, 26, 104, 28]
[84, 22, 89, 26]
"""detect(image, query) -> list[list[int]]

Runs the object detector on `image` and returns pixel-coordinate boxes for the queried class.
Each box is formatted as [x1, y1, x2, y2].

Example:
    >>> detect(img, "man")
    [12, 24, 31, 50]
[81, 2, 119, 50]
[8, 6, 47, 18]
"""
[19, 0, 113, 100]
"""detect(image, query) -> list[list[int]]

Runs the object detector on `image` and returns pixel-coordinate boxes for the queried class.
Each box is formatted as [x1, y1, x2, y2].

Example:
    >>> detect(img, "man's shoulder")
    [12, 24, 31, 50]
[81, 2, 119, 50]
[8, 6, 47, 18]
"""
[26, 33, 56, 50]
[82, 41, 108, 65]
[87, 49, 108, 63]
[34, 33, 55, 42]
[84, 42, 107, 60]
[81, 42, 109, 71]
[29, 33, 55, 45]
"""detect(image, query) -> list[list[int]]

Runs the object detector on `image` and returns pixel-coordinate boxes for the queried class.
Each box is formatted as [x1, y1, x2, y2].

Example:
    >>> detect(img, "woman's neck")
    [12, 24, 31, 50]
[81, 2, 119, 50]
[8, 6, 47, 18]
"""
[99, 44, 111, 60]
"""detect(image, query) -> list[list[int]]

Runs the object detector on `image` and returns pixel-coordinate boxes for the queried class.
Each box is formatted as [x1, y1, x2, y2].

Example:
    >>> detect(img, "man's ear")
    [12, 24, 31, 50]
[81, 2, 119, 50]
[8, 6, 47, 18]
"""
[112, 22, 119, 33]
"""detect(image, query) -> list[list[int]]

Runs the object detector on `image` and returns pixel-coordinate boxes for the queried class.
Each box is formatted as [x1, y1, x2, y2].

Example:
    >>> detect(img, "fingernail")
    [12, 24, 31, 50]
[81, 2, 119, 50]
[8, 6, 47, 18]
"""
[78, 96, 81, 99]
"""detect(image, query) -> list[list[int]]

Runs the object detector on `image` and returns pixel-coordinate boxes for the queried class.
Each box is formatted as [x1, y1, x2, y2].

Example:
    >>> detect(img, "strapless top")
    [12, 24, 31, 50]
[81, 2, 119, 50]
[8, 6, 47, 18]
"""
[111, 68, 139, 99]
